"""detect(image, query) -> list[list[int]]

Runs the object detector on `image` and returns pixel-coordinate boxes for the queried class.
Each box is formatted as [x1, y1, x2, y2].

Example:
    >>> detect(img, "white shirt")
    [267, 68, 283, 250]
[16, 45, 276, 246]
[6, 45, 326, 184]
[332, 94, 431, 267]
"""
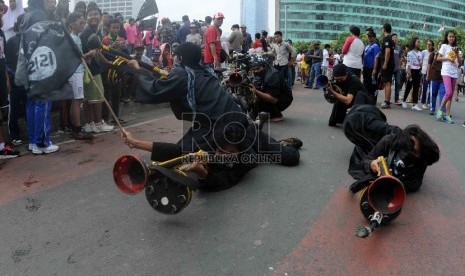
[333, 54, 340, 65]
[322, 49, 329, 67]
[343, 37, 364, 69]
[439, 44, 459, 78]
[421, 50, 430, 74]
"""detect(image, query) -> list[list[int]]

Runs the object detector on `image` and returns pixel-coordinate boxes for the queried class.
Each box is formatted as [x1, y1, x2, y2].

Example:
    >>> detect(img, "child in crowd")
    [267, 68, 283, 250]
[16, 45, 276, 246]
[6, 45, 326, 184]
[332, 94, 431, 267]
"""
[67, 12, 95, 140]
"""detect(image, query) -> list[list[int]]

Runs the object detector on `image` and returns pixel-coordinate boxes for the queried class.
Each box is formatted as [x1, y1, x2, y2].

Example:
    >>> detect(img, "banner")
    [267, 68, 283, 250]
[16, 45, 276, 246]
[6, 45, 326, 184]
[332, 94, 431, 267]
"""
[15, 21, 82, 101]
[135, 0, 159, 22]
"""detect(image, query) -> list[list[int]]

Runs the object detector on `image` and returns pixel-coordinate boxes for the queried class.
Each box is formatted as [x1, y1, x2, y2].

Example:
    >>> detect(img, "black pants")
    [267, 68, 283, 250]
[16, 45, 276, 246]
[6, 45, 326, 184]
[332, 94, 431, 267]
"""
[7, 74, 28, 140]
[403, 69, 421, 104]
[362, 67, 377, 104]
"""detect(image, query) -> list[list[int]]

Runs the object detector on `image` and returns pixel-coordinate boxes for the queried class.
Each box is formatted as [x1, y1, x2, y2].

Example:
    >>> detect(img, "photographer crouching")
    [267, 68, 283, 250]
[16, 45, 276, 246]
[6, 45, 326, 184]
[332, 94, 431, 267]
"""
[249, 57, 293, 122]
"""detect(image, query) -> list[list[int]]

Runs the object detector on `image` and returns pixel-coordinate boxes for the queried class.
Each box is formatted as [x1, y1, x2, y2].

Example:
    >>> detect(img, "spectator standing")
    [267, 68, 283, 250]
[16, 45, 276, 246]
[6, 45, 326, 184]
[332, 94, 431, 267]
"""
[341, 25, 364, 78]
[427, 42, 445, 115]
[159, 17, 174, 44]
[304, 41, 323, 89]
[286, 39, 297, 87]
[1, 0, 24, 41]
[74, 1, 86, 18]
[252, 32, 262, 49]
[403, 37, 423, 111]
[204, 12, 224, 70]
[420, 40, 434, 108]
[200, 15, 212, 38]
[260, 30, 269, 52]
[436, 30, 462, 124]
[240, 24, 252, 54]
[362, 31, 380, 102]
[113, 12, 126, 40]
[186, 23, 202, 47]
[391, 33, 403, 105]
[19, 0, 59, 154]
[374, 23, 395, 109]
[269, 31, 294, 89]
[79, 4, 114, 134]
[5, 14, 26, 145]
[98, 11, 110, 37]
[66, 12, 94, 140]
[177, 15, 190, 43]
[321, 44, 331, 77]
[125, 18, 137, 54]
[228, 24, 243, 54]
[54, 0, 68, 24]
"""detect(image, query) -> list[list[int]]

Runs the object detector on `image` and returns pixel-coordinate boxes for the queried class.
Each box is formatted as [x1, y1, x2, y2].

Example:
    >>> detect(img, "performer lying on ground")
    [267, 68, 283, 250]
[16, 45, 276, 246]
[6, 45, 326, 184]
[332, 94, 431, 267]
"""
[327, 64, 371, 126]
[343, 104, 440, 193]
[120, 112, 302, 192]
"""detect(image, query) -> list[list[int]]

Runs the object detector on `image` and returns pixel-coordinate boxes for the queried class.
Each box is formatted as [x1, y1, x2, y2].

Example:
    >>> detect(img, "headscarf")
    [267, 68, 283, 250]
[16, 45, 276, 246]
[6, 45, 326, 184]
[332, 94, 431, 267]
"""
[1, 0, 24, 41]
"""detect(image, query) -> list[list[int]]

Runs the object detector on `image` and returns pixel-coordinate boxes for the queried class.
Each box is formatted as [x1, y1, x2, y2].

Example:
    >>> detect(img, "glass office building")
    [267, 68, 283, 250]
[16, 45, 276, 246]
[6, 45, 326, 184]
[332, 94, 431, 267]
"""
[241, 0, 269, 35]
[276, 0, 465, 42]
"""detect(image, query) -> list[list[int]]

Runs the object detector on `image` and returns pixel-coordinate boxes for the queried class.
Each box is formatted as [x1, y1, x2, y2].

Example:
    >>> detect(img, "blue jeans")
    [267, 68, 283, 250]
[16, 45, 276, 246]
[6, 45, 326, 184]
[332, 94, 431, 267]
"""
[421, 74, 430, 104]
[393, 70, 402, 102]
[287, 65, 296, 87]
[430, 80, 445, 113]
[306, 62, 321, 87]
[26, 98, 52, 146]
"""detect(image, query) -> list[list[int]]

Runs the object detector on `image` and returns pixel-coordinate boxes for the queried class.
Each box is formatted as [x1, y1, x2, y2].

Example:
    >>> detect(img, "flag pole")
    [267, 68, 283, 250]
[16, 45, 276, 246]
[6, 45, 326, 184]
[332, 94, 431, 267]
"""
[81, 58, 124, 131]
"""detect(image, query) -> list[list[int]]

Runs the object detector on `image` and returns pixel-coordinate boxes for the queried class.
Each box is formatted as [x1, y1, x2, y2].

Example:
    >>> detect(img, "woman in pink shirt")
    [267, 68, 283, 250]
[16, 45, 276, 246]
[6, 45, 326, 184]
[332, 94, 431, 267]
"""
[125, 18, 137, 54]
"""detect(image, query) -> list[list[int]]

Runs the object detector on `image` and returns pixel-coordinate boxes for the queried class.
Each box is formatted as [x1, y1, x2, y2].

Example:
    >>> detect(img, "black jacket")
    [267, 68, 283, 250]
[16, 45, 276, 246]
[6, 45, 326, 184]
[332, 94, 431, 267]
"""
[136, 65, 242, 123]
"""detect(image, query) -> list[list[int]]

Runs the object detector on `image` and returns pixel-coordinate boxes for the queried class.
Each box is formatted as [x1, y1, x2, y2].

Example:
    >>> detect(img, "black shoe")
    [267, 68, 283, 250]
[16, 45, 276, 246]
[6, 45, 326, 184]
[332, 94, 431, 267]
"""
[72, 130, 94, 140]
[304, 85, 312, 89]
[279, 137, 303, 149]
[328, 121, 337, 127]
[0, 145, 20, 159]
[312, 87, 318, 89]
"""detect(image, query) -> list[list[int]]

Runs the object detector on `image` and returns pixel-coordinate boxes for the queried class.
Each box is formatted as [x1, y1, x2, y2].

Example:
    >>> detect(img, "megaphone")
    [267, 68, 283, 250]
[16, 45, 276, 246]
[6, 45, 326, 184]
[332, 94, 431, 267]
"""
[113, 152, 205, 215]
[355, 156, 406, 238]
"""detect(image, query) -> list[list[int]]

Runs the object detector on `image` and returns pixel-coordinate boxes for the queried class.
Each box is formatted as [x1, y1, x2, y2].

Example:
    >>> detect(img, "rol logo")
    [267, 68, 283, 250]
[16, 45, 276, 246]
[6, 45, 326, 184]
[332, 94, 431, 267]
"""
[27, 46, 57, 81]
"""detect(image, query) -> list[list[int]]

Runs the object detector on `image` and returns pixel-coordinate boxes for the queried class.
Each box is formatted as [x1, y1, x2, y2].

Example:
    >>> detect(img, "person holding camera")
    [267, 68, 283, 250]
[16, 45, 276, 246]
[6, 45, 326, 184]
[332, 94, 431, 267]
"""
[326, 64, 371, 127]
[249, 57, 293, 122]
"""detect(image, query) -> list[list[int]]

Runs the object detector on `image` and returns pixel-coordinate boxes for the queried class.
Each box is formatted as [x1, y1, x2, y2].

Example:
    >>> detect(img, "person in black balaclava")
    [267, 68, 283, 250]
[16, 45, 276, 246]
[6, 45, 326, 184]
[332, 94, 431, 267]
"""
[343, 104, 440, 194]
[326, 63, 371, 126]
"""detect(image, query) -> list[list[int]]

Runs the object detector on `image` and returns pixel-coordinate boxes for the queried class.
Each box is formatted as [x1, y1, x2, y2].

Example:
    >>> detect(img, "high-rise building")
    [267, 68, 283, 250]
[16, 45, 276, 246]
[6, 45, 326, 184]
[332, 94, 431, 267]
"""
[275, 0, 465, 42]
[70, 0, 145, 19]
[241, 0, 269, 35]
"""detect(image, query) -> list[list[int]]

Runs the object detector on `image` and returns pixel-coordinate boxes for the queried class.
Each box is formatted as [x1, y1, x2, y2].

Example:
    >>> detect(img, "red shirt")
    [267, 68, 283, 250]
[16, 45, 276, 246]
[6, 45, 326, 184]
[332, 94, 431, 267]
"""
[252, 39, 263, 49]
[203, 26, 221, 64]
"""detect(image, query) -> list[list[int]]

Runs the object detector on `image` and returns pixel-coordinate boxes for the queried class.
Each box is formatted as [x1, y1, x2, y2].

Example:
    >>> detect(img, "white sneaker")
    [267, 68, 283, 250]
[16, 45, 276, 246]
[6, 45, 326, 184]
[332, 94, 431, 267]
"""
[412, 105, 422, 111]
[42, 144, 59, 154]
[83, 123, 94, 133]
[91, 122, 102, 133]
[32, 145, 43, 155]
[96, 120, 115, 132]
[421, 104, 428, 109]
[28, 144, 34, 151]
[401, 102, 408, 108]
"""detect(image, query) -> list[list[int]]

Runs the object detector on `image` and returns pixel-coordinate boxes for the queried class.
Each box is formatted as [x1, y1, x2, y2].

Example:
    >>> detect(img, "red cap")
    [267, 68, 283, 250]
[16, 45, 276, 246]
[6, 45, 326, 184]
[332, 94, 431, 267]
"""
[213, 12, 225, 19]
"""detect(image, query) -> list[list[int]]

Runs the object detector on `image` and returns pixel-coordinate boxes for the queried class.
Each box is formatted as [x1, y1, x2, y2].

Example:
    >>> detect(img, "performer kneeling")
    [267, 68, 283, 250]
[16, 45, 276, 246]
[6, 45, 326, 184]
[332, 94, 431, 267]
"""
[327, 64, 371, 126]
[121, 112, 302, 192]
[343, 104, 440, 193]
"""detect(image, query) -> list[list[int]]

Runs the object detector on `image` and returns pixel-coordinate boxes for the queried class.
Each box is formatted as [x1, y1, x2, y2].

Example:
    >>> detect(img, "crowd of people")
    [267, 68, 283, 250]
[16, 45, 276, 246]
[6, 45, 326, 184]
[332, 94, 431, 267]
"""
[294, 23, 465, 126]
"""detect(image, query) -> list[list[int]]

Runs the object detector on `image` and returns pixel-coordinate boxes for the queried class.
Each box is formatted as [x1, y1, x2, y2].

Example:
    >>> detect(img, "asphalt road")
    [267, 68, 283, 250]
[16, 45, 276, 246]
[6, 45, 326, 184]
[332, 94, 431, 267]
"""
[1, 84, 465, 275]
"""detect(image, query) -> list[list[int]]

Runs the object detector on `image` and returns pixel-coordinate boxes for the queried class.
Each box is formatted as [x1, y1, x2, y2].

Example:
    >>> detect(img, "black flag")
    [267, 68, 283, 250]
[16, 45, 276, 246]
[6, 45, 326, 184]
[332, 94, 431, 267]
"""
[135, 0, 159, 22]
[15, 21, 82, 101]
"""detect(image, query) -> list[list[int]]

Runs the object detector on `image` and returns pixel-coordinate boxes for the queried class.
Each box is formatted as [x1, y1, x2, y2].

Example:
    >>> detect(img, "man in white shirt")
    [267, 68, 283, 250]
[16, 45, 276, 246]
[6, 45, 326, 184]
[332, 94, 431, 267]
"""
[420, 40, 434, 109]
[321, 44, 330, 77]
